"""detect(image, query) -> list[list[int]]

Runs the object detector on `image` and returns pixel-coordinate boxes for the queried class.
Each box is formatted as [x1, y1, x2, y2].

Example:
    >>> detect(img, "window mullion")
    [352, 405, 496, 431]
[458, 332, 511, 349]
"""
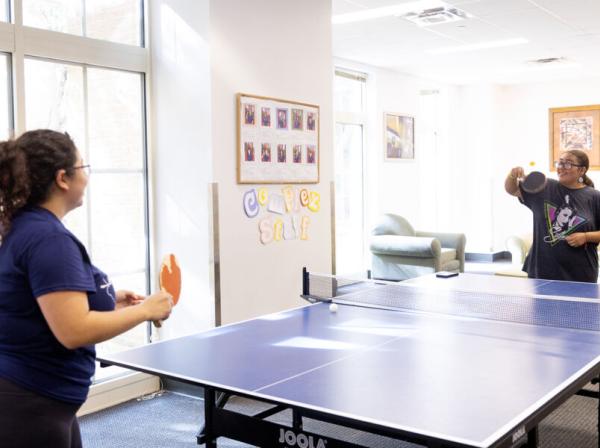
[21, 27, 148, 73]
[140, 0, 146, 48]
[81, 0, 87, 38]
[0, 22, 14, 52]
[11, 0, 21, 26]
[11, 0, 25, 134]
[335, 111, 366, 126]
[83, 65, 93, 255]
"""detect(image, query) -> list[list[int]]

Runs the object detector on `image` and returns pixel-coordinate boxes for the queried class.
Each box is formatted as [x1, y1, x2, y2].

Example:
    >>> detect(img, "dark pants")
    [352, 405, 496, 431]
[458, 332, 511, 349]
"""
[0, 377, 82, 448]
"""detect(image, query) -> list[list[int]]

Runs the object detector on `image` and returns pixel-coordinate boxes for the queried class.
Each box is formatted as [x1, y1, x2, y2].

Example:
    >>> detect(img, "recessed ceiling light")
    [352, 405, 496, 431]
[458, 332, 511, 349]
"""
[332, 0, 447, 25]
[520, 58, 580, 71]
[529, 57, 565, 64]
[504, 61, 582, 74]
[427, 38, 529, 55]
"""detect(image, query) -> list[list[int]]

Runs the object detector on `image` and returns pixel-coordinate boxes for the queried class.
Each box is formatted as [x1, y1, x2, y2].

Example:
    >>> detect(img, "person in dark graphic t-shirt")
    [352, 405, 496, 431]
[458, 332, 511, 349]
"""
[505, 149, 600, 282]
[0, 130, 174, 448]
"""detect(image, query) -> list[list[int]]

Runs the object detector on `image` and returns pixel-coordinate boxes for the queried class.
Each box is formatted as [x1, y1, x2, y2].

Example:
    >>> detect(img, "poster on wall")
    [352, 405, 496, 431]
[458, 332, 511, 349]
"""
[384, 112, 414, 161]
[237, 93, 320, 183]
[549, 105, 600, 170]
[242, 186, 321, 244]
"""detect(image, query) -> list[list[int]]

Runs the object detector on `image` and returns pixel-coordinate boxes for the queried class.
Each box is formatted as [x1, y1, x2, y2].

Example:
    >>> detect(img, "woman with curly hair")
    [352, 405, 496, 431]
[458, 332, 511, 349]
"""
[0, 129, 173, 448]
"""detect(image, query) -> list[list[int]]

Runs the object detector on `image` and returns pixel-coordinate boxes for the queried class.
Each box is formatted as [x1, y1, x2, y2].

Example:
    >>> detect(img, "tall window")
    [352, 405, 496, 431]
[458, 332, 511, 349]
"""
[0, 1, 150, 380]
[334, 69, 367, 275]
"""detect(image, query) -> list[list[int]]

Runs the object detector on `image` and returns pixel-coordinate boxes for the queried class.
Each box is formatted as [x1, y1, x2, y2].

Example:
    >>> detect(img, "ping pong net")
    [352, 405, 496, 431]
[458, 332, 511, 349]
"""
[303, 270, 600, 332]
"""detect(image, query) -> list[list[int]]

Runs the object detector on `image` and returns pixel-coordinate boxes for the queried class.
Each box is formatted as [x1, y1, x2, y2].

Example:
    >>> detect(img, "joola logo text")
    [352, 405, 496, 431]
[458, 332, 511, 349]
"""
[278, 428, 327, 448]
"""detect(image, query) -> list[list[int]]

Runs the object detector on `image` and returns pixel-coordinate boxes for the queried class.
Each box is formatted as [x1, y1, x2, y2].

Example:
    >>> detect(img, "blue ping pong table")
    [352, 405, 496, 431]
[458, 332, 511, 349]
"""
[98, 272, 600, 448]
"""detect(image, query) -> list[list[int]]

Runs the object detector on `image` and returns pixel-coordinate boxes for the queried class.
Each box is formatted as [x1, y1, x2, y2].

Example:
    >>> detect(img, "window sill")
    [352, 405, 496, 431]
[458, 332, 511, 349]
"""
[78, 370, 160, 417]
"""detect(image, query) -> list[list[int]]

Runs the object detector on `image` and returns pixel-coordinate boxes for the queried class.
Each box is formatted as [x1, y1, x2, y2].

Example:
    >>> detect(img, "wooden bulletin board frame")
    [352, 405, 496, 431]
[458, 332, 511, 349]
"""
[237, 93, 320, 184]
[549, 104, 600, 171]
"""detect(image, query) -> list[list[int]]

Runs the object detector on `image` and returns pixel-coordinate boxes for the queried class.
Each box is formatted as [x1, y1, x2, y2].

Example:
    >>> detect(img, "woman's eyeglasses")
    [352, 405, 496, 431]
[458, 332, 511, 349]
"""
[71, 164, 91, 175]
[554, 160, 583, 169]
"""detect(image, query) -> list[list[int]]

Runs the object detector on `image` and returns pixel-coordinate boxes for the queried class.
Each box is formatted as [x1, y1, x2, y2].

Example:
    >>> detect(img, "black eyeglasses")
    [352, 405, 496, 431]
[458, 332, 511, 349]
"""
[70, 164, 91, 174]
[554, 160, 583, 169]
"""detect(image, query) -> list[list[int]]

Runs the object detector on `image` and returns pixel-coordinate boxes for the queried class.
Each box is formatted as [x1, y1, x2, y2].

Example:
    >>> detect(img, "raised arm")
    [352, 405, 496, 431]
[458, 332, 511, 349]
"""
[505, 166, 524, 198]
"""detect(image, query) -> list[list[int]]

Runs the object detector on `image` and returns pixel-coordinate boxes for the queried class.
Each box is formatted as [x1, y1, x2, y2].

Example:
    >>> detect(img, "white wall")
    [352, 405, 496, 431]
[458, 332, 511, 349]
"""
[369, 77, 505, 252]
[333, 59, 461, 247]
[448, 84, 500, 252]
[211, 0, 333, 324]
[149, 1, 214, 338]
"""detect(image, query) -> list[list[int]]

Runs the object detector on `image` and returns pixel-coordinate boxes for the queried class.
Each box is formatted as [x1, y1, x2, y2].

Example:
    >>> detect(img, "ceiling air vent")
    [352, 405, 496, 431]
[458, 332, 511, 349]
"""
[402, 6, 471, 26]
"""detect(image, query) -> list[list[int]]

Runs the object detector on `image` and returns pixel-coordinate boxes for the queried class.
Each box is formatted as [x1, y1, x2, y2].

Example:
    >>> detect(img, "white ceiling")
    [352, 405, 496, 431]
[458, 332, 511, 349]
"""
[332, 0, 600, 84]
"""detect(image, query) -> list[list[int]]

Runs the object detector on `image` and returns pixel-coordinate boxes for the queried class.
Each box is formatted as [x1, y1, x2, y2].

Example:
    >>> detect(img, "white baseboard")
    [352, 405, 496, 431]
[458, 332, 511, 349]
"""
[78, 372, 160, 417]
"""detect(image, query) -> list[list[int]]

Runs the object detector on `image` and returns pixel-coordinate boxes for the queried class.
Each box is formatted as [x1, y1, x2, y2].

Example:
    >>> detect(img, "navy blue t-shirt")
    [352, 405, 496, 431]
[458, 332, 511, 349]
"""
[0, 206, 116, 404]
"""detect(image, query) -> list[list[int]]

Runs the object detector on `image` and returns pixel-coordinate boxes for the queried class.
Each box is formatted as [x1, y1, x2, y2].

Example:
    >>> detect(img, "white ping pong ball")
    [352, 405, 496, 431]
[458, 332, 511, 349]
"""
[329, 303, 338, 313]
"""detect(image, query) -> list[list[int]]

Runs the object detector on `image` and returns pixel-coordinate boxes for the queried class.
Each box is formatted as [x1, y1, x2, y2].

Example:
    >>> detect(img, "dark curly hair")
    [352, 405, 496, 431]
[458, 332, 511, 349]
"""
[0, 130, 78, 238]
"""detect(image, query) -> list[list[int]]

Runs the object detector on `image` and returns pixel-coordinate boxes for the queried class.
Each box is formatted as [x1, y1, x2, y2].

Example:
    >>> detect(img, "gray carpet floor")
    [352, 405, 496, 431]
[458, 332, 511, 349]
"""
[80, 388, 599, 447]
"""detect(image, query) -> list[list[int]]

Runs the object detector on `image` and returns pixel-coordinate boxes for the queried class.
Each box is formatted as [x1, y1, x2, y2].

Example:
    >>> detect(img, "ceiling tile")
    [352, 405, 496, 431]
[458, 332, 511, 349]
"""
[332, 0, 600, 84]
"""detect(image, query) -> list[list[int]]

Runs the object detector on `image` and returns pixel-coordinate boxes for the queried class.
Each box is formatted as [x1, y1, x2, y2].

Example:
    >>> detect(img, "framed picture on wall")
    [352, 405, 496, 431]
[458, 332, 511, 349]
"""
[384, 112, 414, 161]
[549, 105, 600, 170]
[237, 93, 320, 183]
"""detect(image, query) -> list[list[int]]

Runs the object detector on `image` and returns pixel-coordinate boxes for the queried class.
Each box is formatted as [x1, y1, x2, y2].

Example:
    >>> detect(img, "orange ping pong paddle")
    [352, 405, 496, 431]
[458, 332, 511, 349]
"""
[153, 254, 181, 328]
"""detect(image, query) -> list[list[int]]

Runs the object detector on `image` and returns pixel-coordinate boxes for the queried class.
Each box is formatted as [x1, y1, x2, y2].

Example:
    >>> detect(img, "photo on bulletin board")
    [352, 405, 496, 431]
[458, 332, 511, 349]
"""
[237, 93, 320, 184]
[549, 105, 600, 170]
[384, 112, 414, 161]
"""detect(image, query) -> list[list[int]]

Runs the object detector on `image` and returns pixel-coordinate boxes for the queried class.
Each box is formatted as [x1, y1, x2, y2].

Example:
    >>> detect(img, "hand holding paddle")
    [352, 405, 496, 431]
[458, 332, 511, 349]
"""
[509, 162, 547, 194]
[143, 291, 173, 325]
[152, 254, 182, 328]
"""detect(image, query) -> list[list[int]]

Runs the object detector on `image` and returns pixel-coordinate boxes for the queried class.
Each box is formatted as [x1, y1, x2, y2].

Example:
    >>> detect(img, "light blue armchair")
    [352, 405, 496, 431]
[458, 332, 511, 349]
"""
[370, 214, 466, 281]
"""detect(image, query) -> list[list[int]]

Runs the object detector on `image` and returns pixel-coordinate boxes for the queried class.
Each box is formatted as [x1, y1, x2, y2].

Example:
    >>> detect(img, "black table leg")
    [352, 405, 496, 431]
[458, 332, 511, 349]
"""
[204, 388, 216, 448]
[293, 409, 303, 431]
[527, 426, 538, 447]
[596, 376, 600, 448]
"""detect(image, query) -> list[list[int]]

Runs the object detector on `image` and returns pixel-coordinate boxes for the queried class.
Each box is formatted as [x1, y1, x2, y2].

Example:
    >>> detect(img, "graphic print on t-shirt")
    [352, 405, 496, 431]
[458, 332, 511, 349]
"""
[544, 194, 587, 245]
[99, 276, 115, 303]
